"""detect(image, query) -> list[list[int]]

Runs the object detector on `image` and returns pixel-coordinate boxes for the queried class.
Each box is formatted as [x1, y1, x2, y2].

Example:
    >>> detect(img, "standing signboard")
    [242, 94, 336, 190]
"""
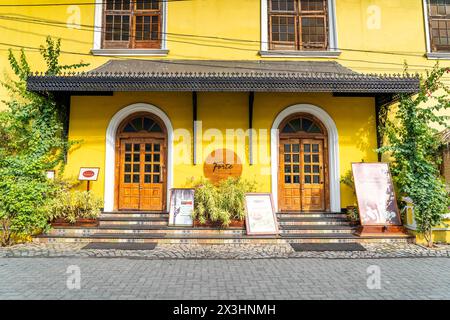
[78, 167, 100, 191]
[169, 188, 195, 226]
[352, 162, 406, 236]
[244, 193, 279, 235]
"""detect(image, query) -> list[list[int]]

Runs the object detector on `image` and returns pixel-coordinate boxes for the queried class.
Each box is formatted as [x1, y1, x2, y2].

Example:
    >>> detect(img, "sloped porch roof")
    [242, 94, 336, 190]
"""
[26, 60, 420, 94]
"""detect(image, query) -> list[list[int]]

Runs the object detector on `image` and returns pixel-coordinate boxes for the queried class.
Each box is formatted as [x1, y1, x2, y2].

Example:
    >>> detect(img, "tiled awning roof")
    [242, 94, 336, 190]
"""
[26, 60, 420, 93]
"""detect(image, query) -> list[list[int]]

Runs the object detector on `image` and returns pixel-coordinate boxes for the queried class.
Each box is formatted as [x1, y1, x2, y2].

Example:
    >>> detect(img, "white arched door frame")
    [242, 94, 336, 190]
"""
[103, 103, 173, 212]
[271, 104, 341, 212]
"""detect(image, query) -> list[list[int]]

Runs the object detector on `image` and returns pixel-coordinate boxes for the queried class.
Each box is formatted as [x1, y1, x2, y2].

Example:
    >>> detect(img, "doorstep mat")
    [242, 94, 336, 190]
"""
[290, 243, 366, 252]
[82, 242, 157, 250]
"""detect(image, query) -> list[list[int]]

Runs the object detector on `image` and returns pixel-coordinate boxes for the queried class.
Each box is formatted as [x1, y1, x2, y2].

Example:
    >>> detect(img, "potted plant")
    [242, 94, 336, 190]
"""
[340, 170, 360, 224]
[46, 180, 102, 227]
[191, 177, 257, 228]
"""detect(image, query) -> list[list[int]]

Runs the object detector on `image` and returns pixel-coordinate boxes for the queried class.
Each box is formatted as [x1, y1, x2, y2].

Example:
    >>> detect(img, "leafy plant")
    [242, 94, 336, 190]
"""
[191, 177, 257, 227]
[340, 170, 355, 196]
[378, 64, 450, 247]
[47, 188, 102, 224]
[0, 37, 88, 246]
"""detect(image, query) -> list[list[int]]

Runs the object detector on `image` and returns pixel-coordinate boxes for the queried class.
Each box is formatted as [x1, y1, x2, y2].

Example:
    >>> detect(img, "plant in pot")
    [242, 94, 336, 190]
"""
[340, 170, 360, 224]
[191, 177, 257, 228]
[46, 179, 102, 227]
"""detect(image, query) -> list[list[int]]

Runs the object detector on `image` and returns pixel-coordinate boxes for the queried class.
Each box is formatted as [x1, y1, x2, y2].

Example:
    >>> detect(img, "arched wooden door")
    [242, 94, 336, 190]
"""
[115, 113, 167, 211]
[278, 114, 329, 212]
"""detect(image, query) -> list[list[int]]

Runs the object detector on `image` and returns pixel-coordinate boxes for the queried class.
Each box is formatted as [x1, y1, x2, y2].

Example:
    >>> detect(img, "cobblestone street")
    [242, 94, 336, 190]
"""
[1, 242, 450, 259]
[1, 256, 450, 300]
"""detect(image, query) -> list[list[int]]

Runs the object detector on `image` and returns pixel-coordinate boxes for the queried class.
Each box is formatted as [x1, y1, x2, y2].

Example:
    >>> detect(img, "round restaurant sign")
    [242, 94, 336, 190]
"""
[203, 149, 243, 184]
[82, 170, 95, 178]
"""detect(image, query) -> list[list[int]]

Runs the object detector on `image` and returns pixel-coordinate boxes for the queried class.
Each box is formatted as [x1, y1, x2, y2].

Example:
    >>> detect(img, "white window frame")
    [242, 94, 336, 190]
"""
[91, 0, 169, 56]
[423, 0, 450, 59]
[260, 0, 340, 57]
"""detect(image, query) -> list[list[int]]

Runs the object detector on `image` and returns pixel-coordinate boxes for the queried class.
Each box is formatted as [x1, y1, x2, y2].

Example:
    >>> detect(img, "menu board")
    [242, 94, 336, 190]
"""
[244, 193, 279, 235]
[168, 189, 195, 226]
[352, 163, 402, 226]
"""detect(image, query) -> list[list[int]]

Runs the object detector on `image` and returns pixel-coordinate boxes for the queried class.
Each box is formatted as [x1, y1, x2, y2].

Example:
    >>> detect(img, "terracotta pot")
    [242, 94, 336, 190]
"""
[194, 219, 245, 228]
[51, 218, 98, 227]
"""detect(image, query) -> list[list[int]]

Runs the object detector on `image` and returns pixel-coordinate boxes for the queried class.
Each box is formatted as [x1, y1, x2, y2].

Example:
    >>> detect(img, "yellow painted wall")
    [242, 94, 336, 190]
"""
[0, 0, 449, 102]
[65, 92, 376, 208]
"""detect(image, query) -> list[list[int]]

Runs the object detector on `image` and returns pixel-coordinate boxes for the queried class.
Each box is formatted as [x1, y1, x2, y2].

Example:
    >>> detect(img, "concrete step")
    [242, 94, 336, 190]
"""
[279, 225, 355, 234]
[34, 232, 415, 245]
[101, 212, 168, 219]
[99, 216, 168, 226]
[277, 212, 347, 219]
[277, 217, 351, 226]
[46, 226, 246, 236]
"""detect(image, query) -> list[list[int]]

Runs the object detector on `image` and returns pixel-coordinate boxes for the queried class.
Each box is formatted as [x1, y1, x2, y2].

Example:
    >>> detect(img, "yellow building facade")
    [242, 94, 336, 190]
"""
[0, 0, 449, 243]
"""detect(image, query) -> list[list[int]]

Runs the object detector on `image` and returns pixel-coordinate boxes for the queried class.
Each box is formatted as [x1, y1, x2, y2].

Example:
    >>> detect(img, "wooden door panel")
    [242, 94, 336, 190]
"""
[279, 139, 302, 211]
[301, 139, 325, 211]
[118, 138, 165, 211]
[279, 137, 326, 212]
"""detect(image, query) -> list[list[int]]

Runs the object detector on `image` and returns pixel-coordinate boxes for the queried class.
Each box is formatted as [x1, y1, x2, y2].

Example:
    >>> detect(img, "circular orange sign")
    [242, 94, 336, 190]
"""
[203, 149, 243, 184]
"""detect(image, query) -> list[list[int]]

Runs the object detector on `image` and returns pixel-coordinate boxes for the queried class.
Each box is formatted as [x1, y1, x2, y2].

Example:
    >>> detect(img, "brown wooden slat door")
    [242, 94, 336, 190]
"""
[279, 138, 325, 212]
[118, 138, 165, 211]
[279, 138, 302, 211]
[301, 139, 325, 211]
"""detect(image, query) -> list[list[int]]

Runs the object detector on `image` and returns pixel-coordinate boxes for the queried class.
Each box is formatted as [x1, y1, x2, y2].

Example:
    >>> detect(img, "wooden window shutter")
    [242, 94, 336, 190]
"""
[428, 0, 450, 52]
[268, 0, 329, 51]
[102, 0, 162, 49]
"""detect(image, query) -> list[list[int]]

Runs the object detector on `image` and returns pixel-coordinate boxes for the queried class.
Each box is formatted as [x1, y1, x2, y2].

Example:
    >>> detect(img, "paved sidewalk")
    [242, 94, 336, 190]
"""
[1, 242, 450, 259]
[0, 257, 449, 299]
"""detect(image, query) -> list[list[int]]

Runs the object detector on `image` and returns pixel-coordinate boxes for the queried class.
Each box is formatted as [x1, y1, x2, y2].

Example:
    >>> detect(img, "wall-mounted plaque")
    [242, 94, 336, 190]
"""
[203, 149, 243, 184]
[169, 188, 195, 226]
[244, 193, 279, 235]
[352, 163, 402, 226]
[78, 168, 100, 181]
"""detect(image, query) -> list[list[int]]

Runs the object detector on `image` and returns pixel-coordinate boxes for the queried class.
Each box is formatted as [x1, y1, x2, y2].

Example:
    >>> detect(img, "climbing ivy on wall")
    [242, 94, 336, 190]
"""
[378, 65, 450, 247]
[0, 37, 88, 246]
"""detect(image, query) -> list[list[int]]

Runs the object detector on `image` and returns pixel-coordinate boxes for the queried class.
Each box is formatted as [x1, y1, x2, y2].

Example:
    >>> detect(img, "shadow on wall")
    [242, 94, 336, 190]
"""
[354, 115, 376, 158]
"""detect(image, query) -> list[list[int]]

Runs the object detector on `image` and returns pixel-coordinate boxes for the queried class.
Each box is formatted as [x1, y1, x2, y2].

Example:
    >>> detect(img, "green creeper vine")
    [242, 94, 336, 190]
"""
[0, 37, 88, 246]
[378, 65, 450, 247]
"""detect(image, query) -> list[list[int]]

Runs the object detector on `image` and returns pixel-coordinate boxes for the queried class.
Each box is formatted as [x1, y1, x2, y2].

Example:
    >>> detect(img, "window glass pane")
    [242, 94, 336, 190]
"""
[154, 144, 161, 152]
[125, 154, 131, 162]
[312, 144, 319, 152]
[133, 164, 140, 172]
[293, 165, 300, 173]
[312, 154, 319, 163]
[153, 165, 160, 173]
[134, 144, 140, 151]
[313, 175, 320, 184]
[293, 154, 299, 163]
[292, 144, 300, 152]
[125, 143, 132, 152]
[145, 154, 151, 162]
[124, 164, 131, 172]
[304, 144, 311, 152]
[284, 144, 291, 152]
[284, 165, 291, 173]
[124, 174, 131, 183]
[145, 164, 151, 173]
[284, 154, 291, 162]
[144, 175, 151, 183]
[153, 175, 160, 183]
[313, 165, 320, 173]
[304, 154, 311, 163]
[145, 144, 152, 152]
[285, 176, 291, 183]
[293, 175, 300, 183]
[304, 175, 311, 184]
[133, 154, 140, 162]
[153, 154, 160, 162]
[304, 165, 311, 173]
[133, 174, 140, 183]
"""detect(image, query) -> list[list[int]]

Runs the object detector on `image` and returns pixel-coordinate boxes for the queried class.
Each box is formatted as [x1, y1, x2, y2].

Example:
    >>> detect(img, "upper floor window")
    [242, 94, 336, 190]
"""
[102, 0, 162, 49]
[427, 0, 450, 52]
[268, 0, 329, 51]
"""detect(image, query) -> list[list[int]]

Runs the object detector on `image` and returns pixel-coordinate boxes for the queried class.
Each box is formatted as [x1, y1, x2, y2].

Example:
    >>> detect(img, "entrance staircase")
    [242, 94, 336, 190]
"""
[34, 211, 414, 245]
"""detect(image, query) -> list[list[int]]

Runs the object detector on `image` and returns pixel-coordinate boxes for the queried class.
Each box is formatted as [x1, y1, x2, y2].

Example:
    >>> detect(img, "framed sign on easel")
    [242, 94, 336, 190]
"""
[352, 162, 407, 236]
